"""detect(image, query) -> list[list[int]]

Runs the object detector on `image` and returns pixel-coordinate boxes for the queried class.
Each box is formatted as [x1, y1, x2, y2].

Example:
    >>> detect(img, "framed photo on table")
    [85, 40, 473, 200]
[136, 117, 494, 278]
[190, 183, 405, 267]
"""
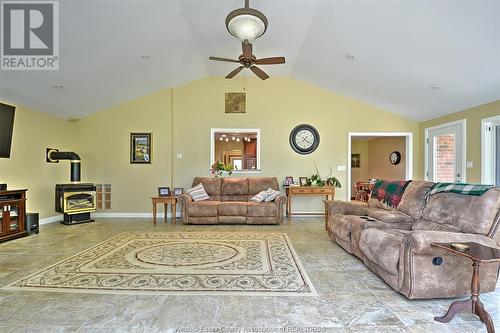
[158, 187, 170, 197]
[299, 177, 308, 186]
[173, 188, 184, 196]
[130, 133, 152, 164]
[284, 176, 294, 186]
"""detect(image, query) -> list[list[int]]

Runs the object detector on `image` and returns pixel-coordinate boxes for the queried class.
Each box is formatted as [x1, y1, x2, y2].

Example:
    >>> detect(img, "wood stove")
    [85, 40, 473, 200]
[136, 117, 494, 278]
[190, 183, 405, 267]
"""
[55, 184, 96, 225]
[47, 149, 96, 225]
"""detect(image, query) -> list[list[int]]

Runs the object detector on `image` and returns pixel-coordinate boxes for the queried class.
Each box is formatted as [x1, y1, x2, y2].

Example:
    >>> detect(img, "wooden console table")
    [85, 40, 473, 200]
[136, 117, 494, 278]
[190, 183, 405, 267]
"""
[284, 186, 335, 217]
[432, 242, 500, 333]
[151, 196, 177, 224]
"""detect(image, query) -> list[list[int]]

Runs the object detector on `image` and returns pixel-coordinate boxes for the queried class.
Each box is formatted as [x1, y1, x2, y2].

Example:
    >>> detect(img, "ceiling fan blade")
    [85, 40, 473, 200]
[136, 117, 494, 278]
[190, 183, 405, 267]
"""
[242, 42, 252, 58]
[225, 66, 244, 79]
[209, 56, 240, 63]
[250, 66, 269, 80]
[255, 57, 286, 65]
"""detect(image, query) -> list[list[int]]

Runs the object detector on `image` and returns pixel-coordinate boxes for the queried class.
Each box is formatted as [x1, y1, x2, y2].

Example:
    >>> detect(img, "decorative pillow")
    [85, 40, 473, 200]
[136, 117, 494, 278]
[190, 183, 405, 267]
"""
[250, 190, 269, 202]
[186, 183, 210, 202]
[264, 188, 281, 202]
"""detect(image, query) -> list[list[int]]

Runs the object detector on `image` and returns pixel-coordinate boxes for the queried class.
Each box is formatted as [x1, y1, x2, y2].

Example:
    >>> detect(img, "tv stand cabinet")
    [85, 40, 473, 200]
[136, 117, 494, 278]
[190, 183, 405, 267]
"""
[0, 189, 28, 242]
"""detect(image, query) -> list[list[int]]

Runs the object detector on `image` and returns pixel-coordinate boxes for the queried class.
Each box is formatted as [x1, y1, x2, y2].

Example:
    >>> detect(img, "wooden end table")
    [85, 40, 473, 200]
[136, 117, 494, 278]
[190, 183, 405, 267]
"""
[151, 196, 177, 224]
[431, 242, 500, 333]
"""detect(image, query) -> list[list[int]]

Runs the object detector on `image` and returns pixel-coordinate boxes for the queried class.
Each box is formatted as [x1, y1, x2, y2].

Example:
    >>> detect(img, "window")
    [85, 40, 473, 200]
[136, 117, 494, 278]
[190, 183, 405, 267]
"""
[210, 128, 260, 172]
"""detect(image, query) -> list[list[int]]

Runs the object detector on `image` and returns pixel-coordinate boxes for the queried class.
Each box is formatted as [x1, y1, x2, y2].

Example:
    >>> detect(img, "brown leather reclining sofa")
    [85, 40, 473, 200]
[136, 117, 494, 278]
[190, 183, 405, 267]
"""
[326, 180, 500, 299]
[178, 177, 286, 225]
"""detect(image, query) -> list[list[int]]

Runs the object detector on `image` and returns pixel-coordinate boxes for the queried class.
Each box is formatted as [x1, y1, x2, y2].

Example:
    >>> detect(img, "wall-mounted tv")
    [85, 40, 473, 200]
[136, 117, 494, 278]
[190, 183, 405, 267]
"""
[0, 103, 16, 158]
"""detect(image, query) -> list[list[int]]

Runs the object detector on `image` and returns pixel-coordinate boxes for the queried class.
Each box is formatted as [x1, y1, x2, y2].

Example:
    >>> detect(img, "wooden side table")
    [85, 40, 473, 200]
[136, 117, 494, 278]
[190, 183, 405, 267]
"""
[151, 196, 177, 224]
[284, 186, 335, 217]
[431, 242, 500, 333]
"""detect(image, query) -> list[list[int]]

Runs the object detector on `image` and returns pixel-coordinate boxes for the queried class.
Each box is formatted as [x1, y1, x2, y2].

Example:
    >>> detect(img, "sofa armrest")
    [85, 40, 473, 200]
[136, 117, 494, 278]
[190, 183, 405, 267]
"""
[274, 194, 287, 223]
[325, 200, 368, 216]
[403, 230, 499, 256]
[177, 194, 193, 223]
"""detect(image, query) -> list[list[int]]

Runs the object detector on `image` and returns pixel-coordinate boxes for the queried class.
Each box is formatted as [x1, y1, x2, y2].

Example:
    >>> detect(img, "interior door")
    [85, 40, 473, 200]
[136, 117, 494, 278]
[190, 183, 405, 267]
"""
[426, 122, 464, 183]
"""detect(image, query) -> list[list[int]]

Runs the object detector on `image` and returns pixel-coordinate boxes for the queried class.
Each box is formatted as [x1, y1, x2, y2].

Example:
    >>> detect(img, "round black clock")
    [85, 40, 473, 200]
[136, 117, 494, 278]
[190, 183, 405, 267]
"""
[389, 151, 401, 165]
[289, 124, 320, 155]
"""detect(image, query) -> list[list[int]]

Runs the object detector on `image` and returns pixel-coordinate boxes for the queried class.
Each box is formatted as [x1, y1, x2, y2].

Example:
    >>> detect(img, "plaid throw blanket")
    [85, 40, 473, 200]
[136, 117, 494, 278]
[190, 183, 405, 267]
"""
[427, 183, 493, 198]
[371, 180, 412, 208]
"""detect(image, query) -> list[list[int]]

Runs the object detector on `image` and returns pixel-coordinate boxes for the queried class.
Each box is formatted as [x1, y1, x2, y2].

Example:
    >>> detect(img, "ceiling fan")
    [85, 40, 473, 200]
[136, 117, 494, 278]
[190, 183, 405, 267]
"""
[209, 42, 285, 80]
[209, 0, 285, 80]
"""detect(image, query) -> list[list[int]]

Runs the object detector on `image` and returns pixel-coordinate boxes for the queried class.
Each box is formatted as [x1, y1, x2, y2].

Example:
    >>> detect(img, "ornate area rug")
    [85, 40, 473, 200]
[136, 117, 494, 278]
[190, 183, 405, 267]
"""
[4, 232, 316, 296]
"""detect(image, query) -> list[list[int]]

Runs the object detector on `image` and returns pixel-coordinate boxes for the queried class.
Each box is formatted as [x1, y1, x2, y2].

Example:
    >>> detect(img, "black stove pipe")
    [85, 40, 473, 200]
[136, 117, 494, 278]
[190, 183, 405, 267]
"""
[48, 151, 81, 182]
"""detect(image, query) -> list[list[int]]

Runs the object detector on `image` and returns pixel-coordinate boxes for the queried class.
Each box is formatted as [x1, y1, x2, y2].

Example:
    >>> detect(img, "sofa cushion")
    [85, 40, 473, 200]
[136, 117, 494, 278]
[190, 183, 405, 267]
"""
[359, 228, 409, 275]
[247, 202, 276, 217]
[367, 208, 413, 224]
[329, 214, 368, 242]
[397, 181, 434, 219]
[422, 187, 500, 235]
[186, 183, 210, 202]
[188, 201, 219, 216]
[192, 177, 222, 201]
[218, 202, 247, 216]
[222, 178, 248, 194]
[248, 177, 279, 195]
[412, 219, 461, 232]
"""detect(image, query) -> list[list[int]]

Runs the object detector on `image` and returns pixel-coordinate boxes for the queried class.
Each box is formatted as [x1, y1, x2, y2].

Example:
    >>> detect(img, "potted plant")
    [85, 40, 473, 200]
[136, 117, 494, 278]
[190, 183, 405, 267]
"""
[210, 161, 234, 178]
[309, 163, 341, 188]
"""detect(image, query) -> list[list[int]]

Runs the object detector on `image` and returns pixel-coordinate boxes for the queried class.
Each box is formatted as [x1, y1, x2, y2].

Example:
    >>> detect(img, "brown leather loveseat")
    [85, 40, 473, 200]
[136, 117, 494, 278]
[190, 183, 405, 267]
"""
[178, 177, 286, 225]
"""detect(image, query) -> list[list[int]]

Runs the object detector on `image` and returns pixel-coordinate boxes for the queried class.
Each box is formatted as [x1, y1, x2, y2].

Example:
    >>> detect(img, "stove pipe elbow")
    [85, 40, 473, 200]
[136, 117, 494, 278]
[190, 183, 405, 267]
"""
[47, 150, 81, 182]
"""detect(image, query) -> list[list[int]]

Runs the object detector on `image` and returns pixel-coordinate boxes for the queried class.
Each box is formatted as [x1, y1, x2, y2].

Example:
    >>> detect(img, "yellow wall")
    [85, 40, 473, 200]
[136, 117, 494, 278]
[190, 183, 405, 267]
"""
[171, 77, 419, 212]
[1, 77, 421, 218]
[0, 102, 77, 218]
[419, 100, 500, 182]
[367, 137, 406, 181]
[76, 89, 172, 213]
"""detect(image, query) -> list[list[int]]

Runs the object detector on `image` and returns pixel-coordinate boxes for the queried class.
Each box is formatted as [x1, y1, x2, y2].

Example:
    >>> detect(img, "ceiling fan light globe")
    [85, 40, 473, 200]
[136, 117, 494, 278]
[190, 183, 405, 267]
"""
[226, 8, 267, 42]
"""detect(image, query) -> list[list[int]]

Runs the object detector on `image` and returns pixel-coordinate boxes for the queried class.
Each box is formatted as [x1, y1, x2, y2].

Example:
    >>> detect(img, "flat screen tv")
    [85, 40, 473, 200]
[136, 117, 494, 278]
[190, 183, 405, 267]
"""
[0, 103, 16, 158]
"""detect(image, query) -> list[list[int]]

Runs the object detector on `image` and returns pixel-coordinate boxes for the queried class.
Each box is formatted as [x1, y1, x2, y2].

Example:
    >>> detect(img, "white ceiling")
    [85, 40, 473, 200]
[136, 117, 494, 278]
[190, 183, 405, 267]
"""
[1, 0, 499, 121]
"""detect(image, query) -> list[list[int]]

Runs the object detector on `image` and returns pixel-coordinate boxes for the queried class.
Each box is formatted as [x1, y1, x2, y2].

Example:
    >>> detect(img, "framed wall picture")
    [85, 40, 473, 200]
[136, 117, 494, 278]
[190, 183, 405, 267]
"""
[130, 133, 152, 164]
[299, 177, 308, 186]
[284, 176, 294, 186]
[351, 153, 361, 168]
[173, 188, 184, 196]
[225, 92, 246, 113]
[158, 187, 170, 197]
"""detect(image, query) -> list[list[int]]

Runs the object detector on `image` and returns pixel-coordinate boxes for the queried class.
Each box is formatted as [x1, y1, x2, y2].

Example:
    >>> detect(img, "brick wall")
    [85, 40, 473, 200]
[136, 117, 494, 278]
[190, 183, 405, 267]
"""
[435, 134, 455, 182]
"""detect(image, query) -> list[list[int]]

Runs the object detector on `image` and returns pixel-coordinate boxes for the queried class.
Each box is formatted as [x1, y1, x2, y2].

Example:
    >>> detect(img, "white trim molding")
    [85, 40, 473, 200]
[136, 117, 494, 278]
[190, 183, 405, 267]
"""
[424, 119, 466, 182]
[481, 115, 500, 185]
[347, 132, 413, 201]
[210, 128, 261, 174]
[40, 215, 63, 225]
[92, 212, 181, 219]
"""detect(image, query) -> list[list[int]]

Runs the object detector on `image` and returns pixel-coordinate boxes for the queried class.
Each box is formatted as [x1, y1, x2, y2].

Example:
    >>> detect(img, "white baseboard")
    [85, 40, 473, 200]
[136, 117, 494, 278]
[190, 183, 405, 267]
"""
[40, 215, 63, 225]
[91, 212, 181, 219]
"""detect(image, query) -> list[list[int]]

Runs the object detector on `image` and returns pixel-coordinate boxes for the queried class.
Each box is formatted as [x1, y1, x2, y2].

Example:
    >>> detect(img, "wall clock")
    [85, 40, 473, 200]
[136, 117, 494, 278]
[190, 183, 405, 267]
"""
[289, 124, 320, 155]
[389, 151, 401, 165]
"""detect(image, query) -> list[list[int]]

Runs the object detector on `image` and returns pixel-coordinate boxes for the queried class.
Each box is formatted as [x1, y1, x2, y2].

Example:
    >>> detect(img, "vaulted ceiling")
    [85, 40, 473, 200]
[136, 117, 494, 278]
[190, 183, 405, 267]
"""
[1, 0, 499, 121]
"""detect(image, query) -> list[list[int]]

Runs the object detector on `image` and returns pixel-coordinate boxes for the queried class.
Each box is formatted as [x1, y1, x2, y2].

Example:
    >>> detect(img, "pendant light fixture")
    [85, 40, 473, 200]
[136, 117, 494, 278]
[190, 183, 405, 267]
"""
[225, 0, 268, 42]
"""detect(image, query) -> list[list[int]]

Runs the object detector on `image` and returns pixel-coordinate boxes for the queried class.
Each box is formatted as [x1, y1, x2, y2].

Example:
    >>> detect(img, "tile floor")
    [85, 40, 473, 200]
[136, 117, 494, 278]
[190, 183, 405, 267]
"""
[0, 217, 498, 333]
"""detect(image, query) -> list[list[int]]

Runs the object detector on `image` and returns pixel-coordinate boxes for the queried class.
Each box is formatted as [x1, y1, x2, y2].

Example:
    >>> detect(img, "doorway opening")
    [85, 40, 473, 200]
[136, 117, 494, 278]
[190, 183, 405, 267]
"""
[481, 115, 500, 186]
[347, 132, 413, 202]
